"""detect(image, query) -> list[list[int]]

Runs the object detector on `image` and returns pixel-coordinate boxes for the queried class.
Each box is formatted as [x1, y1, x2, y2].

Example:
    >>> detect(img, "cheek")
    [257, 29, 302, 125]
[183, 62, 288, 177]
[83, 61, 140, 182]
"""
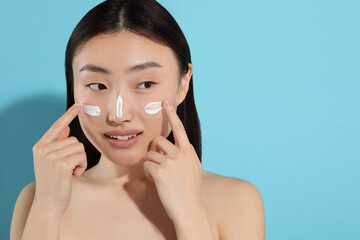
[73, 82, 86, 103]
[76, 110, 107, 154]
[142, 106, 171, 138]
[139, 95, 177, 138]
[77, 111, 103, 139]
[74, 85, 107, 118]
[75, 91, 106, 136]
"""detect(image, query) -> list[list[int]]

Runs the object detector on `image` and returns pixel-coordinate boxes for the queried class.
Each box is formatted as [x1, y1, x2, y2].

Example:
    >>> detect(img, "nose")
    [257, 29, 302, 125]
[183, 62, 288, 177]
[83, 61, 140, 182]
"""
[108, 93, 134, 124]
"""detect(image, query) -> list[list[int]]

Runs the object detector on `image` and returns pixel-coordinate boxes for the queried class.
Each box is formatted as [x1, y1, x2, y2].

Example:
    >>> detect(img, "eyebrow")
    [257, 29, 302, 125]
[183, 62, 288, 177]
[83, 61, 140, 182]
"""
[79, 61, 162, 74]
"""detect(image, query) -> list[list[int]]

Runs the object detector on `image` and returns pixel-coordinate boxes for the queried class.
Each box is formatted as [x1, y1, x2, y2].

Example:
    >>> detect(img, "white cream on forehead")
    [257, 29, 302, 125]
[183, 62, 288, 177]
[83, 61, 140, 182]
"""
[81, 104, 101, 116]
[81, 99, 163, 117]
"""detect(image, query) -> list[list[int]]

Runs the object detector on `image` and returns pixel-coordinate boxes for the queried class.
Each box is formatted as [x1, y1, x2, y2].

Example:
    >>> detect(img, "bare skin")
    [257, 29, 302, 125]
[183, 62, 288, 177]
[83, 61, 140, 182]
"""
[12, 168, 264, 240]
[10, 30, 265, 240]
[59, 170, 222, 240]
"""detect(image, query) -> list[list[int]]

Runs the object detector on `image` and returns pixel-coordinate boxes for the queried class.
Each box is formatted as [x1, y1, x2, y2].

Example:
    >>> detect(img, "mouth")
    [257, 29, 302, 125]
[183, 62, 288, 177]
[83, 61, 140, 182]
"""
[105, 132, 142, 140]
[104, 131, 143, 148]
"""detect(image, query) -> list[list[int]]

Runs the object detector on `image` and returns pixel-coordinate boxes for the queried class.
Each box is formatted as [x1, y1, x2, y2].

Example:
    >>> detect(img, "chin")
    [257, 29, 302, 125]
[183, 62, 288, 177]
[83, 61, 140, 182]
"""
[102, 148, 147, 166]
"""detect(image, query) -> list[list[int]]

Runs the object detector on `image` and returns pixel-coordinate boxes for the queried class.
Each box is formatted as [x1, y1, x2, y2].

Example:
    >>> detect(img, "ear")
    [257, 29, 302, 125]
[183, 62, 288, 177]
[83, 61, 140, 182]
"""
[177, 63, 193, 105]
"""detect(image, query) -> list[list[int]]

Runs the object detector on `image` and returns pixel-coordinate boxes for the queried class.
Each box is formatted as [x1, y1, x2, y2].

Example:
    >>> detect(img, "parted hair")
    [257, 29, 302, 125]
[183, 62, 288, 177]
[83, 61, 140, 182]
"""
[65, 0, 201, 170]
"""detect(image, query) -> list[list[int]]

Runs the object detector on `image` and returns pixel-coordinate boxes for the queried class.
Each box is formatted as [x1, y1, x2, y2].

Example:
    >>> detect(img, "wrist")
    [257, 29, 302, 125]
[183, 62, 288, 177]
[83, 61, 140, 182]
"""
[173, 207, 216, 240]
[172, 203, 208, 229]
[32, 199, 64, 219]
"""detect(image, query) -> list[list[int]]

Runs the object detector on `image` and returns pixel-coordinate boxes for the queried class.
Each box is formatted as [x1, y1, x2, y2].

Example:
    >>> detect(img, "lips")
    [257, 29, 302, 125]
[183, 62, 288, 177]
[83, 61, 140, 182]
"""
[104, 129, 142, 137]
[105, 129, 143, 148]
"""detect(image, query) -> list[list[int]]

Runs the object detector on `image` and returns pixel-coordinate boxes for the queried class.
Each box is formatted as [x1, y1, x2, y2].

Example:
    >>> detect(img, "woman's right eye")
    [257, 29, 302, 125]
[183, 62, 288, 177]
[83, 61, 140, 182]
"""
[88, 83, 107, 91]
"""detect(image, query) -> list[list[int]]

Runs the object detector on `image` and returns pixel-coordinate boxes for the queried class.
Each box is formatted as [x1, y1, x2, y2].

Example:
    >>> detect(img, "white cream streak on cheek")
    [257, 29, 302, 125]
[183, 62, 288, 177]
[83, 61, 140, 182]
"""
[145, 101, 163, 114]
[81, 104, 101, 116]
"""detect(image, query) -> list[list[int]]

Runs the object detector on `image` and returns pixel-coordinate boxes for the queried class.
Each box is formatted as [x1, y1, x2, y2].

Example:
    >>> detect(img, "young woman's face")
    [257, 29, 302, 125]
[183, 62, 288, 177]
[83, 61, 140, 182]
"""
[72, 30, 191, 165]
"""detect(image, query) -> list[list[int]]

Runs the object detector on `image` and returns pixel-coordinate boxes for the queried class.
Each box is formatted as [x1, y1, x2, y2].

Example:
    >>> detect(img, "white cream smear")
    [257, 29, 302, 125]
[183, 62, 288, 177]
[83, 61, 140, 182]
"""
[145, 101, 163, 114]
[116, 94, 123, 118]
[80, 98, 162, 117]
[81, 104, 101, 116]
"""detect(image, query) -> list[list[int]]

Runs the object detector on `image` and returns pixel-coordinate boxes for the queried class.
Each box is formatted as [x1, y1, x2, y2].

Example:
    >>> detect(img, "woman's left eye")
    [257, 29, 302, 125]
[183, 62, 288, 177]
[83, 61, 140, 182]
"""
[137, 81, 156, 89]
[88, 83, 107, 91]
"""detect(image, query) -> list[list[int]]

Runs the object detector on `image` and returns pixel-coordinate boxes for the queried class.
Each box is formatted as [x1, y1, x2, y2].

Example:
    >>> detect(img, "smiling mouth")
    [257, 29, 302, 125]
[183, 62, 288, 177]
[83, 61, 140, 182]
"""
[104, 132, 142, 140]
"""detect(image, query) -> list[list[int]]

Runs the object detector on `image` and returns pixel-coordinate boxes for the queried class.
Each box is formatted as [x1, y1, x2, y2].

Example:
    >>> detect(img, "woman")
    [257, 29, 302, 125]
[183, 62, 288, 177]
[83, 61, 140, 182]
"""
[10, 0, 265, 239]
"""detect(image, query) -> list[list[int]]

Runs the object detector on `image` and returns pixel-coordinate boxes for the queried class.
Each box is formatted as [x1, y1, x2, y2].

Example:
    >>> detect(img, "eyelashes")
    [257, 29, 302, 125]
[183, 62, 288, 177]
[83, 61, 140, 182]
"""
[88, 83, 107, 91]
[138, 81, 156, 89]
[86, 81, 156, 91]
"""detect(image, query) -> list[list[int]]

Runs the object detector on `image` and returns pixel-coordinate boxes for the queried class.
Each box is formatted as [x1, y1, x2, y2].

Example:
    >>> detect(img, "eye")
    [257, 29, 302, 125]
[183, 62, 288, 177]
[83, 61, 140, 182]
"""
[88, 83, 107, 91]
[137, 81, 156, 89]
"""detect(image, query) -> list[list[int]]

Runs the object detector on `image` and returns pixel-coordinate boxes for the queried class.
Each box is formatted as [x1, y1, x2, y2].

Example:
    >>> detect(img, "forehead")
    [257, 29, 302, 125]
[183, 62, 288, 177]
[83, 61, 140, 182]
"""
[72, 30, 179, 76]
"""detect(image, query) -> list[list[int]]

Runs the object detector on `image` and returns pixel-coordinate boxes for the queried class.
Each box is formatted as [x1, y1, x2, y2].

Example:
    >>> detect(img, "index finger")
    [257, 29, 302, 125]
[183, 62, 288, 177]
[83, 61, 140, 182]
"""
[162, 99, 190, 147]
[39, 103, 81, 143]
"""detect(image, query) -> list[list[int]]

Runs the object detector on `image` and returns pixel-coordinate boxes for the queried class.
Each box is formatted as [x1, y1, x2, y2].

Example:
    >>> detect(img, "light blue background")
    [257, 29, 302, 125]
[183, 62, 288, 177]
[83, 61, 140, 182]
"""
[1, 0, 359, 239]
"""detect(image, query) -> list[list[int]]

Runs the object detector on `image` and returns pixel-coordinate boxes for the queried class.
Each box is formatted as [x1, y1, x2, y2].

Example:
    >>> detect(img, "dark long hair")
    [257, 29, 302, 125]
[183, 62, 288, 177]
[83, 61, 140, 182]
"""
[65, 0, 201, 170]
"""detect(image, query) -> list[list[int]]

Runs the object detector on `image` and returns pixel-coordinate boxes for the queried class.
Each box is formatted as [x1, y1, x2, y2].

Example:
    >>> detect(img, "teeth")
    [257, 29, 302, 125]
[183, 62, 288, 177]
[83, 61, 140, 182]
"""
[109, 134, 137, 140]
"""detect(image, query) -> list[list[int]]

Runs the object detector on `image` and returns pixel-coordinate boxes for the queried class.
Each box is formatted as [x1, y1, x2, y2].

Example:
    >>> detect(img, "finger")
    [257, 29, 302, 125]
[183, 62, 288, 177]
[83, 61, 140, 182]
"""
[57, 126, 70, 141]
[143, 160, 159, 183]
[48, 142, 85, 159]
[73, 156, 87, 177]
[162, 99, 190, 147]
[41, 136, 78, 155]
[40, 103, 81, 144]
[150, 136, 176, 156]
[73, 165, 86, 177]
[146, 151, 167, 164]
[64, 152, 87, 176]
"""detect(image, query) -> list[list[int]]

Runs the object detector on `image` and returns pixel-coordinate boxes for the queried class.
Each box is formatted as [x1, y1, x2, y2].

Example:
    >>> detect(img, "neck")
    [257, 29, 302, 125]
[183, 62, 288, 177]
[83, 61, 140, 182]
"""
[81, 154, 150, 188]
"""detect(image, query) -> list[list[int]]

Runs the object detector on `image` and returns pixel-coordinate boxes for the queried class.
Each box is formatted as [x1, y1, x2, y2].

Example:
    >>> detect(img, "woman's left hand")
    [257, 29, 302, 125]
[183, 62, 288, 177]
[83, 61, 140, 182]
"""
[143, 98, 204, 223]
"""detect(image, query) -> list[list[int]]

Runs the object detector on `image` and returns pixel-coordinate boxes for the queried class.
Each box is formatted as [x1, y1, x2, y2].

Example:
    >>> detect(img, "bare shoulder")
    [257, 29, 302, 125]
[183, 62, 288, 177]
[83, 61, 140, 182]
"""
[201, 170, 263, 199]
[202, 170, 265, 240]
[10, 182, 36, 240]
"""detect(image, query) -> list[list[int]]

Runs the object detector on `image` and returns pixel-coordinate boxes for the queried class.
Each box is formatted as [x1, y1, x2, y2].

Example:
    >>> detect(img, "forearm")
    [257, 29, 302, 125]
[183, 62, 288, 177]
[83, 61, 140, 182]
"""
[21, 201, 63, 240]
[173, 206, 216, 240]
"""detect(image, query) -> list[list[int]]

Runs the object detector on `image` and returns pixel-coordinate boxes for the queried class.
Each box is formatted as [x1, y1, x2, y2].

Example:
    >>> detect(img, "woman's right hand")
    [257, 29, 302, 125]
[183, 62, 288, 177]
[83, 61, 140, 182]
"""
[32, 102, 87, 215]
